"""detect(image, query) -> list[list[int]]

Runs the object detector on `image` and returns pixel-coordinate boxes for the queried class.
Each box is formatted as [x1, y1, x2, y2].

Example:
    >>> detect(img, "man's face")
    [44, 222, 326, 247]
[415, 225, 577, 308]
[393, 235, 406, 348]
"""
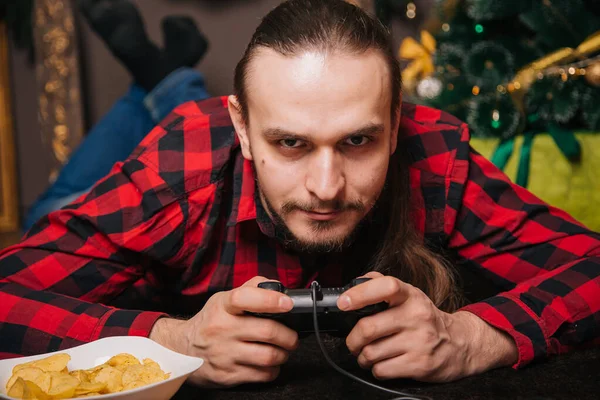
[229, 48, 399, 252]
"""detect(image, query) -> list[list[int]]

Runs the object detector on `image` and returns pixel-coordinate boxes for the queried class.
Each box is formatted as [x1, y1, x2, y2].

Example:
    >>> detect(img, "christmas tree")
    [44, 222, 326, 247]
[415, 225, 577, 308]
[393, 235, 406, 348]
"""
[402, 0, 600, 188]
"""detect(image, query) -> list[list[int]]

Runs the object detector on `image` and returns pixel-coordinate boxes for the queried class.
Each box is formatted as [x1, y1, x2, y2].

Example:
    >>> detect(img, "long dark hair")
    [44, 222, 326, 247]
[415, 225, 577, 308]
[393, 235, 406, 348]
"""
[233, 0, 461, 311]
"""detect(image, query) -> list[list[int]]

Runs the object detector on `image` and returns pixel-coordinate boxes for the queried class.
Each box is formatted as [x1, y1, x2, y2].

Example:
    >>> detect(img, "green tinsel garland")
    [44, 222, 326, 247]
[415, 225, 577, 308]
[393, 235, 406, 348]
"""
[465, 0, 534, 20]
[463, 41, 515, 91]
[526, 76, 582, 125]
[466, 93, 521, 139]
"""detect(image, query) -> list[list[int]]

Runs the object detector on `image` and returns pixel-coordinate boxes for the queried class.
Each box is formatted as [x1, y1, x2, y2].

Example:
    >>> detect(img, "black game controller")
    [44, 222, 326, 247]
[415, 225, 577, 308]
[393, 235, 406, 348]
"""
[248, 277, 388, 337]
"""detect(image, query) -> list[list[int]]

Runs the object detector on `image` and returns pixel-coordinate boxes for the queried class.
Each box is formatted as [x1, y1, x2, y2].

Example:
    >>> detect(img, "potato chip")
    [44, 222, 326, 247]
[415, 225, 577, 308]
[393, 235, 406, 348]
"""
[89, 365, 123, 393]
[6, 378, 48, 399]
[12, 354, 70, 374]
[74, 381, 107, 396]
[47, 373, 79, 399]
[106, 353, 141, 372]
[6, 367, 51, 394]
[7, 378, 27, 399]
[6, 352, 169, 398]
[142, 358, 161, 370]
[121, 364, 168, 387]
[22, 380, 50, 400]
[69, 370, 90, 383]
[122, 380, 146, 391]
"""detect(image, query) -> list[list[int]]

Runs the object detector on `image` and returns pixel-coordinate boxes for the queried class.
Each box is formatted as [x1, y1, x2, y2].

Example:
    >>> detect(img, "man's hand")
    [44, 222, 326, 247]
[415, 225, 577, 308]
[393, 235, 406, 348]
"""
[339, 272, 519, 382]
[150, 276, 298, 387]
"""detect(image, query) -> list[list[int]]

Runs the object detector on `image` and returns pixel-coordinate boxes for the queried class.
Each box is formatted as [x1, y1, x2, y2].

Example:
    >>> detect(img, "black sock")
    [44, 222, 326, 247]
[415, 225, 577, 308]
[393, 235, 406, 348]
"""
[162, 16, 209, 71]
[78, 0, 167, 91]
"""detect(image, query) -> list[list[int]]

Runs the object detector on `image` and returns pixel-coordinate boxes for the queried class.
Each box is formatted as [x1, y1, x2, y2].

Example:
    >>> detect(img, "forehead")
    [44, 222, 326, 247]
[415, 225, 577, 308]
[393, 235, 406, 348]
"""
[245, 48, 392, 133]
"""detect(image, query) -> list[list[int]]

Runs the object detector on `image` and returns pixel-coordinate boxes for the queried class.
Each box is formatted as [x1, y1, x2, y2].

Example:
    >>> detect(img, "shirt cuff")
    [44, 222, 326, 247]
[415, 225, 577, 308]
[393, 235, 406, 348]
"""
[62, 307, 168, 350]
[459, 293, 550, 369]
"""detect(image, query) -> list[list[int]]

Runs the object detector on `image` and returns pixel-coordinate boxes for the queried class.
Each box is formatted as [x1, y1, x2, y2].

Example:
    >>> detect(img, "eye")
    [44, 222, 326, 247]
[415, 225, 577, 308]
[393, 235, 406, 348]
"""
[345, 136, 370, 146]
[279, 138, 303, 148]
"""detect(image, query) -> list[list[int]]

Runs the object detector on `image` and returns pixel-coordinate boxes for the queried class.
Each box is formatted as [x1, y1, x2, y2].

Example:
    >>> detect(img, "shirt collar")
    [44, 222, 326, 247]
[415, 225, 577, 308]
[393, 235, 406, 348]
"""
[228, 156, 276, 238]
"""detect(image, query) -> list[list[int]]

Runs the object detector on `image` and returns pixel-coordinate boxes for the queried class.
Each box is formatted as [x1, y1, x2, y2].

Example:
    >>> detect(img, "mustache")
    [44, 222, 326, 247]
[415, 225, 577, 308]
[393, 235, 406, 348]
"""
[280, 200, 365, 214]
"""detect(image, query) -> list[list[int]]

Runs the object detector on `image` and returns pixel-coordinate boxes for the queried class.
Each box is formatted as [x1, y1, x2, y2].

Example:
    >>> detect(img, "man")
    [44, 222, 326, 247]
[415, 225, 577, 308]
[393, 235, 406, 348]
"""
[1, 0, 599, 389]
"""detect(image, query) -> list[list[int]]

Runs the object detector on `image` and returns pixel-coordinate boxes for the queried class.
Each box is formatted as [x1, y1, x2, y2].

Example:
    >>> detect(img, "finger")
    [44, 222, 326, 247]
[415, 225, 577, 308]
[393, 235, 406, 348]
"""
[223, 285, 293, 315]
[232, 365, 281, 385]
[356, 332, 406, 369]
[338, 275, 411, 311]
[371, 353, 447, 382]
[361, 271, 384, 279]
[345, 308, 406, 355]
[237, 318, 299, 351]
[370, 355, 411, 381]
[241, 276, 273, 287]
[233, 342, 290, 368]
[198, 365, 281, 387]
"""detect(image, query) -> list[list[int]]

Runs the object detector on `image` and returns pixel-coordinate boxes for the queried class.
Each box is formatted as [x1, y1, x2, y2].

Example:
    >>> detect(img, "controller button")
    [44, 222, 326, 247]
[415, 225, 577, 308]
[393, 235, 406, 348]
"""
[258, 281, 285, 292]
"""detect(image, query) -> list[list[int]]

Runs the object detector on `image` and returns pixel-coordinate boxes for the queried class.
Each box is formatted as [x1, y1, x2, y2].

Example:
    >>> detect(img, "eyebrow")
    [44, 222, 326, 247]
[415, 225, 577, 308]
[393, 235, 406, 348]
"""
[262, 123, 385, 140]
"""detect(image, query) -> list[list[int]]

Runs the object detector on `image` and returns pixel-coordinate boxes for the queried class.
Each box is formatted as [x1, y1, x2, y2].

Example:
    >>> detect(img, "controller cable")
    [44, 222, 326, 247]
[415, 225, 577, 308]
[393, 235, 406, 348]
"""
[310, 281, 433, 400]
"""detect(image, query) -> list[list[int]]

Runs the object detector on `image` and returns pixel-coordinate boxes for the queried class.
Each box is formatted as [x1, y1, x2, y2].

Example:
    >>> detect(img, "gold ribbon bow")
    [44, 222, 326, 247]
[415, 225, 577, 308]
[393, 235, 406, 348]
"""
[399, 30, 436, 92]
[510, 30, 600, 113]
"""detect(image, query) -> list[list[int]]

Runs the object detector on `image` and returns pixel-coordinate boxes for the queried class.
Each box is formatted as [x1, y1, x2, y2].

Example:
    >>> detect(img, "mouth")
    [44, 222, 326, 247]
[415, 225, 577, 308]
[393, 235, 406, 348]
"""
[300, 210, 341, 221]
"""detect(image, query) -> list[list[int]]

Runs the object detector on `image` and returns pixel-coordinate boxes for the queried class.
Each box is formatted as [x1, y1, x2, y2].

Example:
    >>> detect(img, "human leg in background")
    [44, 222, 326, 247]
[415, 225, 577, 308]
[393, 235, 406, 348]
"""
[23, 0, 210, 232]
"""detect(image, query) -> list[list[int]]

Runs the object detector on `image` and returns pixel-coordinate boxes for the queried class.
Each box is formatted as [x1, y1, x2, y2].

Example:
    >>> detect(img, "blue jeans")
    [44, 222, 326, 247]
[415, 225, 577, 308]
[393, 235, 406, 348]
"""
[23, 68, 210, 231]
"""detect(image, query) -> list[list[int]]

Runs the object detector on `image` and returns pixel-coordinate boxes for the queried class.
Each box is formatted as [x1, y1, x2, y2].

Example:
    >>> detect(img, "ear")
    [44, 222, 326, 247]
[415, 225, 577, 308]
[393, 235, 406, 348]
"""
[390, 95, 402, 155]
[228, 95, 253, 160]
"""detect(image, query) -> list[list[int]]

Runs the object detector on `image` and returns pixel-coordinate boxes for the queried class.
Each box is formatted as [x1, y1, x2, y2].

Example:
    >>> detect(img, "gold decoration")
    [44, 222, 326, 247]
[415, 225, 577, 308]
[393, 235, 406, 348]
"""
[406, 2, 416, 19]
[584, 61, 600, 87]
[34, 0, 85, 182]
[399, 30, 436, 93]
[510, 30, 600, 112]
[0, 22, 19, 233]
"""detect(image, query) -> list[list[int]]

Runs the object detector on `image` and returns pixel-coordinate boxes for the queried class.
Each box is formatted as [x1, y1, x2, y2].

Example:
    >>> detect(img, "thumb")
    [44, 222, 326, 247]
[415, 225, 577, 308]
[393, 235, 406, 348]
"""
[241, 276, 276, 287]
[361, 271, 384, 279]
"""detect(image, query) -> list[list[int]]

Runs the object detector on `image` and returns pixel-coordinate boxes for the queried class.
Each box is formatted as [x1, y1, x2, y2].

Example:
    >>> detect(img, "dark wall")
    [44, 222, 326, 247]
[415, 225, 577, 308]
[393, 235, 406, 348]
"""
[9, 39, 48, 216]
[9, 0, 432, 215]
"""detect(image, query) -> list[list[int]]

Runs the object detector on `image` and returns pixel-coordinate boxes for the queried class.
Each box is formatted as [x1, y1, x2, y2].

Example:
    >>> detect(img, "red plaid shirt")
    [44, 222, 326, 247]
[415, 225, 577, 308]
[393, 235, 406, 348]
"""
[1, 97, 599, 368]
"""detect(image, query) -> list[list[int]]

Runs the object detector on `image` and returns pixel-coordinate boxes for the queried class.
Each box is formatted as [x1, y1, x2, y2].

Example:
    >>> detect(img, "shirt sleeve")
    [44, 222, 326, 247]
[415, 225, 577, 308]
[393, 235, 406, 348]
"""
[0, 153, 216, 358]
[448, 148, 600, 369]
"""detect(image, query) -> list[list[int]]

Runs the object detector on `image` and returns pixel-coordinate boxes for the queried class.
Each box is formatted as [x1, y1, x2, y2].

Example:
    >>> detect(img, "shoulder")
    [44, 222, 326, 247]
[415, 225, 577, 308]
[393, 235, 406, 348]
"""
[127, 96, 239, 195]
[400, 103, 473, 242]
[400, 102, 470, 178]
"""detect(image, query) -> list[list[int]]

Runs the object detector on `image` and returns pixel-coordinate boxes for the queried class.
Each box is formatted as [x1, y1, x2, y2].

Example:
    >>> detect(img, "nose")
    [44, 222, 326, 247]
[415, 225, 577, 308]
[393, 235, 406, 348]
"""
[305, 148, 345, 202]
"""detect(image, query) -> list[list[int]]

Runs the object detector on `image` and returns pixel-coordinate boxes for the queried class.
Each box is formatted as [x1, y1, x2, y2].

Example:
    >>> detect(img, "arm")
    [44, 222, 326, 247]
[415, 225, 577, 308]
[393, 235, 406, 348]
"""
[337, 143, 599, 382]
[450, 149, 600, 368]
[0, 151, 216, 357]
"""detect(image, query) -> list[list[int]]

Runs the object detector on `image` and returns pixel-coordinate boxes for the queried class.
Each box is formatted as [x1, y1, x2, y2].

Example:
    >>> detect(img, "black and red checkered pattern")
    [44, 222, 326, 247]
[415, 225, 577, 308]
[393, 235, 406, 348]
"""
[1, 97, 599, 369]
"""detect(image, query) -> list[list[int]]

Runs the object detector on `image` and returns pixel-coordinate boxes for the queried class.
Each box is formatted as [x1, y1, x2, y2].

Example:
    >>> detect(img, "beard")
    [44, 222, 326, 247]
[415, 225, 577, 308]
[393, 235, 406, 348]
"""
[257, 182, 378, 254]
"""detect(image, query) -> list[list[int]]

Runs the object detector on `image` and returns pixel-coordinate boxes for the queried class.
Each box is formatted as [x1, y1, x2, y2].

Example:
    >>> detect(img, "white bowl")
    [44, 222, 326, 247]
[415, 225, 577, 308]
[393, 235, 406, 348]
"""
[0, 336, 203, 400]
